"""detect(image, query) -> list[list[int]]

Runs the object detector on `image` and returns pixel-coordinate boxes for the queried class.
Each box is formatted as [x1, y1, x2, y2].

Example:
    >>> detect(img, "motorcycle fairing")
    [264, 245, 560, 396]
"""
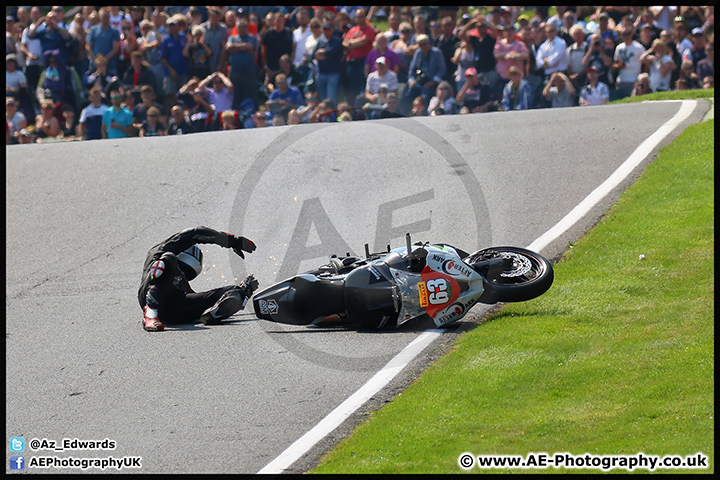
[390, 245, 485, 327]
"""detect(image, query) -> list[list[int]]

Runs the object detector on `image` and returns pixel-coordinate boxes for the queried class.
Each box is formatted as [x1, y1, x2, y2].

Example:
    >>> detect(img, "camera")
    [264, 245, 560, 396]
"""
[414, 69, 429, 86]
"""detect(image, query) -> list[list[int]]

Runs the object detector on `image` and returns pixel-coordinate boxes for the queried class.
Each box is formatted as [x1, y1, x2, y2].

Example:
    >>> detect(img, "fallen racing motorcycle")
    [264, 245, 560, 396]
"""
[253, 234, 553, 329]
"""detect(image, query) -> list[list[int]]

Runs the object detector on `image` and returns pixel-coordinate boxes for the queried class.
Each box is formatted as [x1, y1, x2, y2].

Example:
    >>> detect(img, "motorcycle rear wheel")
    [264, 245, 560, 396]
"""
[465, 247, 554, 303]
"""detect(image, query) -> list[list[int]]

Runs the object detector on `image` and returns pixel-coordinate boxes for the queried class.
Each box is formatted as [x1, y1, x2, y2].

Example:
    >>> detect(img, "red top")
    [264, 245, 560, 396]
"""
[344, 24, 377, 60]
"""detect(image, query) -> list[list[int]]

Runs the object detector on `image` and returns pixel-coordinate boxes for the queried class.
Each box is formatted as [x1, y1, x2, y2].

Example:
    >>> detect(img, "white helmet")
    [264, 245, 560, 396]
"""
[178, 245, 203, 280]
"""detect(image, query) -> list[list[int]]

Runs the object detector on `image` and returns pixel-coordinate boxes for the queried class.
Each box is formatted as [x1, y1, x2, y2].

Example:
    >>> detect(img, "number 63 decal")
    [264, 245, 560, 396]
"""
[426, 278, 451, 305]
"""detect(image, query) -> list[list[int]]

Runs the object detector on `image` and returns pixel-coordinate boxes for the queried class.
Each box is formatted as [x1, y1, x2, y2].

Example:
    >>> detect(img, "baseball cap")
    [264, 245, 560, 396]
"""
[375, 56, 387, 65]
[166, 17, 177, 25]
[598, 12, 609, 19]
[465, 67, 477, 77]
[692, 27, 704, 36]
[322, 21, 333, 30]
[6, 53, 17, 63]
[378, 83, 388, 91]
[587, 66, 598, 73]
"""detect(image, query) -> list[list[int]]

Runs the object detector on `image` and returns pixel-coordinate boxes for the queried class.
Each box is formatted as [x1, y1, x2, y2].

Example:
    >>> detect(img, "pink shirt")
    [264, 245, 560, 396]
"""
[494, 39, 529, 80]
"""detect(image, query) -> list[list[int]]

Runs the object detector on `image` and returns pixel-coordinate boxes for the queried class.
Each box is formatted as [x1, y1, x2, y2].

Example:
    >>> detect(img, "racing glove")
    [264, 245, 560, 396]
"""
[229, 235, 256, 259]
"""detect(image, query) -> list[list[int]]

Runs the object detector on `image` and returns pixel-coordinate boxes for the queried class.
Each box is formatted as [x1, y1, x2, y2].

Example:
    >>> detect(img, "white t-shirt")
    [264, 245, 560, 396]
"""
[6, 70, 27, 91]
[614, 41, 646, 83]
[648, 54, 673, 91]
[6, 111, 26, 135]
[580, 82, 609, 106]
[21, 27, 44, 66]
[292, 26, 313, 67]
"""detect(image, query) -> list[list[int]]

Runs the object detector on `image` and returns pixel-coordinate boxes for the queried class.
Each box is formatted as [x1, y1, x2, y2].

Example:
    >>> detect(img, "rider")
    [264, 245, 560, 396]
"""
[139, 226, 259, 331]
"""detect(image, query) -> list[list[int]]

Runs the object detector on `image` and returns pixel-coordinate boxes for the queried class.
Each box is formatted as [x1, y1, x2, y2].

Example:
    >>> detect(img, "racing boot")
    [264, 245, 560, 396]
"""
[199, 275, 258, 325]
[143, 306, 164, 332]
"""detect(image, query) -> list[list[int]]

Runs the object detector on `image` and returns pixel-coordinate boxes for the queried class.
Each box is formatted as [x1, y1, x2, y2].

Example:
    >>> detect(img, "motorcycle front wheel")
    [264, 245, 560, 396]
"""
[465, 247, 554, 303]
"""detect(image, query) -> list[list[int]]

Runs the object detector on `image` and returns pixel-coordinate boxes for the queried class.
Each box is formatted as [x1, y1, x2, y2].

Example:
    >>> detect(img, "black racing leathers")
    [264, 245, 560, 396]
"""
[138, 226, 241, 323]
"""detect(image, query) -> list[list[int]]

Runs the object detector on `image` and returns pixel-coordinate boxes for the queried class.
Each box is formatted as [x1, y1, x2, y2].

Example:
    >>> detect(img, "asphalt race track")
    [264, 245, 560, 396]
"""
[6, 100, 708, 473]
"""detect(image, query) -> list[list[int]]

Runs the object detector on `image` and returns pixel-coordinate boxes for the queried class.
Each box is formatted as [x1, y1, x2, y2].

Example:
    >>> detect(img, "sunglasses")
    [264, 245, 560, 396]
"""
[111, 95, 122, 100]
[147, 114, 158, 117]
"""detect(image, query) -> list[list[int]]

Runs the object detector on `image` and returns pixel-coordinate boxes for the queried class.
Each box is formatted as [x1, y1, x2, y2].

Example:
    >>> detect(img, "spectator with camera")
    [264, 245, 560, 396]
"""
[582, 32, 613, 87]
[184, 25, 213, 80]
[458, 14, 498, 92]
[28, 10, 72, 67]
[542, 71, 575, 107]
[403, 34, 445, 113]
[630, 72, 651, 97]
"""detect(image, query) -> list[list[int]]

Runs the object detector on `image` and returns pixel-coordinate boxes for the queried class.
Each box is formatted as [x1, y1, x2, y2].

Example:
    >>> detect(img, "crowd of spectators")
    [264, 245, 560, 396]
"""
[5, 5, 715, 144]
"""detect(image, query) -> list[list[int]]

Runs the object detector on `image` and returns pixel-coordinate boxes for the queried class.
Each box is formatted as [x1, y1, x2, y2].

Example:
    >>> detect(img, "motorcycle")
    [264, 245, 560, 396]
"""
[253, 233, 554, 329]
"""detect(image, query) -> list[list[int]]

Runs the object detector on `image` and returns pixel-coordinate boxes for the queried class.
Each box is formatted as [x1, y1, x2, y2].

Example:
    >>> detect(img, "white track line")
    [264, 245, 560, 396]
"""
[527, 100, 697, 252]
[257, 100, 697, 474]
[257, 328, 445, 474]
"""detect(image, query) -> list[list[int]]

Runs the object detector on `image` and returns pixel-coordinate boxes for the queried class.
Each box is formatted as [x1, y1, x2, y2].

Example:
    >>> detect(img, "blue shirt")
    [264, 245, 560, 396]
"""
[87, 25, 121, 72]
[313, 34, 343, 74]
[268, 86, 303, 117]
[79, 103, 109, 140]
[102, 105, 133, 139]
[161, 32, 188, 76]
[227, 34, 258, 74]
[32, 25, 69, 65]
[409, 46, 446, 84]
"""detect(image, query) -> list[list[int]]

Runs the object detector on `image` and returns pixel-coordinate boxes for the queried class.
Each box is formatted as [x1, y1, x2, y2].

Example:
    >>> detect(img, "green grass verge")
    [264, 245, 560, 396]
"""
[611, 88, 715, 104]
[311, 115, 714, 473]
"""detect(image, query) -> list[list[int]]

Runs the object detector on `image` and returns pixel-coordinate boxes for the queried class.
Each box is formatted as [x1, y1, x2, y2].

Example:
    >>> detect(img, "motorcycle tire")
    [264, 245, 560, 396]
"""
[465, 247, 554, 304]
